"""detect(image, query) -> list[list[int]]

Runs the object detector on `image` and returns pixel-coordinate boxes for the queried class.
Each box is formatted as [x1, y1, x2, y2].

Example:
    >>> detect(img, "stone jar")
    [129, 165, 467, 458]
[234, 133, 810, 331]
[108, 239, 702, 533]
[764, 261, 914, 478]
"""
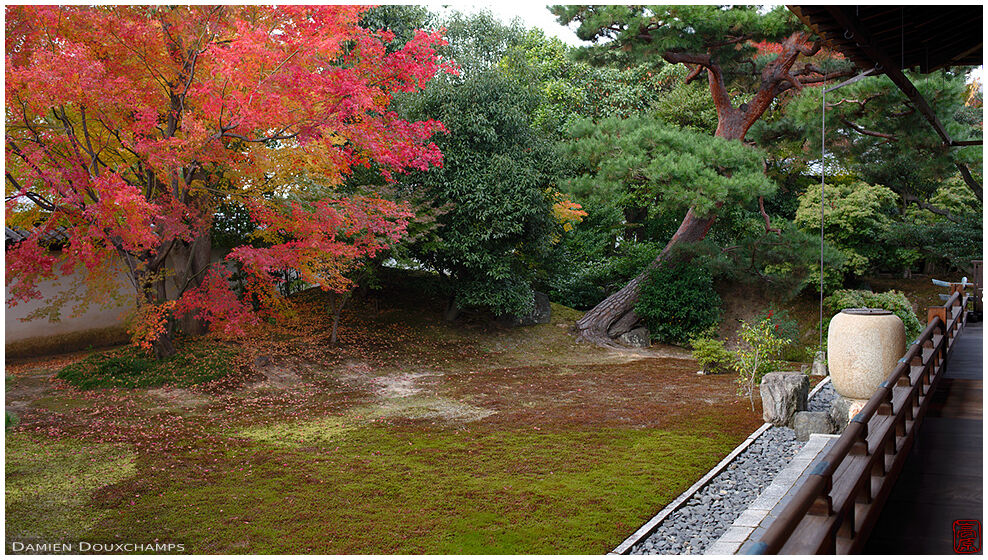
[827, 308, 907, 400]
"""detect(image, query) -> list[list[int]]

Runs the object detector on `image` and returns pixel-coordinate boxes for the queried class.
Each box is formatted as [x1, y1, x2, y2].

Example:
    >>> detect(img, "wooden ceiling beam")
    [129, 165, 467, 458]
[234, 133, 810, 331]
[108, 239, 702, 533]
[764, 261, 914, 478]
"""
[819, 6, 982, 202]
[823, 6, 951, 145]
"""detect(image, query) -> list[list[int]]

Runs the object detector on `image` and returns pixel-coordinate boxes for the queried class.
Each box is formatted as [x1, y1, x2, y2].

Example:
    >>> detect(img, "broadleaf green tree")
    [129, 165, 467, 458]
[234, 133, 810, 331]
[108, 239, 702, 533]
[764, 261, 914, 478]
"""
[794, 179, 899, 277]
[397, 12, 564, 320]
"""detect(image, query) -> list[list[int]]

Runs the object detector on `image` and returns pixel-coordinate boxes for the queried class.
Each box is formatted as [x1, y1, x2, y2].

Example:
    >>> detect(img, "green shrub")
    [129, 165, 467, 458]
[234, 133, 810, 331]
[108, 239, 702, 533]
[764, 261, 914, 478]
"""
[734, 317, 792, 409]
[57, 343, 235, 390]
[755, 308, 809, 362]
[544, 240, 663, 311]
[689, 336, 734, 374]
[635, 261, 721, 345]
[824, 289, 923, 340]
[6, 410, 18, 429]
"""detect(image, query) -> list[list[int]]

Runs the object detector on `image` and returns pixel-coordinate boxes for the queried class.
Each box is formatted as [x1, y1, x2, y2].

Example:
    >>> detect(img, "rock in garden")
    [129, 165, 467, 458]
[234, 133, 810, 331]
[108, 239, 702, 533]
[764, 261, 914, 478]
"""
[831, 394, 868, 431]
[759, 372, 809, 426]
[499, 291, 552, 327]
[618, 327, 651, 348]
[793, 411, 833, 441]
[812, 351, 828, 377]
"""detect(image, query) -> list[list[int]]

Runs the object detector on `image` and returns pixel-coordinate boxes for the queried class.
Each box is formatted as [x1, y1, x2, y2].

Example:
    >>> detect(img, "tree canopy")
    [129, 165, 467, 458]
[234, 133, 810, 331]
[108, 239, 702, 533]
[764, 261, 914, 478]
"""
[5, 5, 451, 357]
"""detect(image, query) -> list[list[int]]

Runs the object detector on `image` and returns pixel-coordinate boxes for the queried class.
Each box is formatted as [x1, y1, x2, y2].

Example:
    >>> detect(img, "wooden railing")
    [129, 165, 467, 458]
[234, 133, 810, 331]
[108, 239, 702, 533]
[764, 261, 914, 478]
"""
[973, 260, 983, 318]
[746, 285, 969, 555]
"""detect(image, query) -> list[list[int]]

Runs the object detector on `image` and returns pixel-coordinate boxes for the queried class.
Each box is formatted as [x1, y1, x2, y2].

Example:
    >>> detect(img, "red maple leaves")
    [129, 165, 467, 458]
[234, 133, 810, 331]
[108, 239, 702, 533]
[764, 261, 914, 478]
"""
[5, 6, 451, 353]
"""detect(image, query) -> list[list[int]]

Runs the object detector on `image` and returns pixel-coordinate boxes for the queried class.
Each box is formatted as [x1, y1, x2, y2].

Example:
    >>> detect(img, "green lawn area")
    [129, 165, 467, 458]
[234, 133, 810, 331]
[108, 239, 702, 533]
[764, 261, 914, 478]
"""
[5, 298, 763, 554]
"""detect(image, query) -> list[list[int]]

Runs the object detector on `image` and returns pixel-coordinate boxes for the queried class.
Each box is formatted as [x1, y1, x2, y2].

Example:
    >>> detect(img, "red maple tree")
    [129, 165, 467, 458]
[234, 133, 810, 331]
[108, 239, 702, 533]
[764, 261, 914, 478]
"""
[5, 5, 452, 358]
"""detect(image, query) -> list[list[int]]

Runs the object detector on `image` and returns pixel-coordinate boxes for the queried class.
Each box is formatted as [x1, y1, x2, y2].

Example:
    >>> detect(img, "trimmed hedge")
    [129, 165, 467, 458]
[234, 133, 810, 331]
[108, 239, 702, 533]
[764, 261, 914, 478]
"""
[635, 261, 721, 345]
[824, 289, 923, 340]
[58, 343, 235, 390]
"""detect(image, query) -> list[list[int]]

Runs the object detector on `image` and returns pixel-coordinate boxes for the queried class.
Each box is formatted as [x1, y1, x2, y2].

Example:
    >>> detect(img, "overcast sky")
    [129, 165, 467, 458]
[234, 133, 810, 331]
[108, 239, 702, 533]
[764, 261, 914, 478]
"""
[422, 1, 585, 45]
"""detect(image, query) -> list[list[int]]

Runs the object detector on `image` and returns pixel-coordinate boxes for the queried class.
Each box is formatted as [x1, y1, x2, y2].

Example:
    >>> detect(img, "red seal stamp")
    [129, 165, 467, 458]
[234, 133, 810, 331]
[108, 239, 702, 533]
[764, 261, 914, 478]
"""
[953, 520, 981, 554]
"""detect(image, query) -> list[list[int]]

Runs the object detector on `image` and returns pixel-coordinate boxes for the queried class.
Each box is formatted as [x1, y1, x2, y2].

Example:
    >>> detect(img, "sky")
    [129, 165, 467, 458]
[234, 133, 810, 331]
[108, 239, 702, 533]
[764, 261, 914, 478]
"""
[421, 2, 983, 84]
[422, 1, 584, 45]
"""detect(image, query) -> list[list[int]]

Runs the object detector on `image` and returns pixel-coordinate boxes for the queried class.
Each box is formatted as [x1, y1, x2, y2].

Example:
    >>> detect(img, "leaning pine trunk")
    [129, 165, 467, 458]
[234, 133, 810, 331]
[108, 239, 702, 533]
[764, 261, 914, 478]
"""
[577, 83, 753, 344]
[575, 207, 718, 344]
[577, 32, 822, 345]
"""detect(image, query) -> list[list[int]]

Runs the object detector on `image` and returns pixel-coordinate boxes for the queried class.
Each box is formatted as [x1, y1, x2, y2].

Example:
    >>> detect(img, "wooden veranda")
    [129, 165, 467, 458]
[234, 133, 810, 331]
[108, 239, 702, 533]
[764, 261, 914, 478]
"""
[863, 322, 982, 553]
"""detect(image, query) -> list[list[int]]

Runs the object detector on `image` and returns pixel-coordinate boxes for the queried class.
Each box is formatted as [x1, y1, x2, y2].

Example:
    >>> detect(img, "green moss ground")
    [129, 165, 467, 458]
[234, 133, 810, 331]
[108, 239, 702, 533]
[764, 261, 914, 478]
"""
[6, 293, 759, 553]
[5, 433, 136, 546]
[83, 421, 736, 554]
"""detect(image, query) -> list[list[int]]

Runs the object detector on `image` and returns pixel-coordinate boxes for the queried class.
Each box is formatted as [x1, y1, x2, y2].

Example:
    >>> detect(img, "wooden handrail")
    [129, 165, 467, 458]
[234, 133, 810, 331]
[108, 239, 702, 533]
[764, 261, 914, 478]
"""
[749, 285, 969, 554]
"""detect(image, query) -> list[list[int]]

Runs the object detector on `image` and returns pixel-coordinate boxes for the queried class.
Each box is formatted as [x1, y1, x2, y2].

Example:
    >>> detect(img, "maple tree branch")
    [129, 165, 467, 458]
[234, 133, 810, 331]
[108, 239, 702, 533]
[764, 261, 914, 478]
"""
[105, 28, 171, 93]
[221, 130, 299, 143]
[177, 47, 204, 116]
[54, 106, 102, 202]
[148, 239, 177, 271]
[248, 48, 303, 108]
[78, 106, 100, 176]
[6, 139, 81, 203]
[5, 173, 57, 211]
[53, 106, 87, 162]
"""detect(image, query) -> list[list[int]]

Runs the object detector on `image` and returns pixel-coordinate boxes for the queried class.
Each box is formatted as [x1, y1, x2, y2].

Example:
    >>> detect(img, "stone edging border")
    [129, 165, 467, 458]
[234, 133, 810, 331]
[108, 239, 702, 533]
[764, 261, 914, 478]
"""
[609, 375, 832, 555]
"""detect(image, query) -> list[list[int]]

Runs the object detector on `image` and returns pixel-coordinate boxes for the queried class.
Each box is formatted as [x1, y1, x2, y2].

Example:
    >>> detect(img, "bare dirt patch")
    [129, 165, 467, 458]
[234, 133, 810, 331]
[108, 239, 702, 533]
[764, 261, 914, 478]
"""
[444, 357, 761, 432]
[146, 387, 212, 412]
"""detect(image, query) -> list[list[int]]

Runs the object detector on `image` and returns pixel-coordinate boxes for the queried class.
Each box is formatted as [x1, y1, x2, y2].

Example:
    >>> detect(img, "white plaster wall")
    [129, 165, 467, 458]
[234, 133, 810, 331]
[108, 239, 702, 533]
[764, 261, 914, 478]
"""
[5, 248, 231, 345]
[5, 260, 136, 343]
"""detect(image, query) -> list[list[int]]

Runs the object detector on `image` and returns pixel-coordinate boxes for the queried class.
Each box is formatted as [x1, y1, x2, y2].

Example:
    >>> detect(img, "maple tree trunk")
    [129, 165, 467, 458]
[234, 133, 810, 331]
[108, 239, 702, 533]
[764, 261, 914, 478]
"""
[150, 327, 177, 360]
[329, 290, 352, 347]
[145, 272, 178, 360]
[173, 231, 212, 336]
[444, 295, 461, 322]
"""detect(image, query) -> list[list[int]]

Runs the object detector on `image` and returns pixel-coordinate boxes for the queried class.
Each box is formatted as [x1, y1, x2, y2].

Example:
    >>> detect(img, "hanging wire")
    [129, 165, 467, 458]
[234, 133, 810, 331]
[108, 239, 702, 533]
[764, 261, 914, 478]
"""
[819, 71, 827, 354]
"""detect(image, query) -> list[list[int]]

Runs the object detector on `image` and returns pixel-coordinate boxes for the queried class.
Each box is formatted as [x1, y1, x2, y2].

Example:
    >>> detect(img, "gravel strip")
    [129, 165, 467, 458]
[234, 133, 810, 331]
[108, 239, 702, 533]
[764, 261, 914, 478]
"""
[629, 427, 804, 555]
[807, 379, 836, 412]
[629, 379, 839, 555]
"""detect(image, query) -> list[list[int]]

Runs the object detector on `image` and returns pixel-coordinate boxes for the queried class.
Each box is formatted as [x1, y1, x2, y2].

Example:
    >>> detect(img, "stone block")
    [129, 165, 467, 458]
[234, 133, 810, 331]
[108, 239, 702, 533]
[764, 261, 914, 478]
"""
[704, 541, 742, 555]
[812, 351, 828, 377]
[793, 411, 834, 441]
[829, 395, 867, 432]
[618, 326, 650, 348]
[500, 291, 552, 327]
[759, 372, 809, 426]
[733, 508, 769, 528]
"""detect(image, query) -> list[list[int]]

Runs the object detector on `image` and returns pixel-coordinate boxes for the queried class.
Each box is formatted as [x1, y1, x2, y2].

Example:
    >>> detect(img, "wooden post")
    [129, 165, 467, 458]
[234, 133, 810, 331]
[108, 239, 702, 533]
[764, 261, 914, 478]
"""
[927, 306, 947, 326]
